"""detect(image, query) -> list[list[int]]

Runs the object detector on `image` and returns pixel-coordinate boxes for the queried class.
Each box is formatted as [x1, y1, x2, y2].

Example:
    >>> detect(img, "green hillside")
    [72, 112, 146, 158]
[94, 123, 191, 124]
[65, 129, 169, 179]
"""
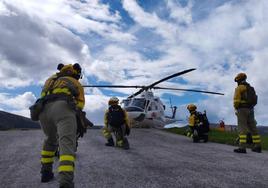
[165, 127, 268, 150]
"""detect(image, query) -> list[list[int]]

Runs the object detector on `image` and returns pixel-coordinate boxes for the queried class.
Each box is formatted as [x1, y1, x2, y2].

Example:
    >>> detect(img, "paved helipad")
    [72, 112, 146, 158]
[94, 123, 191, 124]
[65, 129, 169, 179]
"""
[0, 128, 268, 188]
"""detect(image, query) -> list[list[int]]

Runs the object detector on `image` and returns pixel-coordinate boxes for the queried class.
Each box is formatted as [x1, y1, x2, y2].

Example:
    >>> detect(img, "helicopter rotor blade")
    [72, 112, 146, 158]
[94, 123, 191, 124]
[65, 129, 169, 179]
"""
[153, 86, 224, 95]
[82, 85, 145, 89]
[128, 68, 196, 98]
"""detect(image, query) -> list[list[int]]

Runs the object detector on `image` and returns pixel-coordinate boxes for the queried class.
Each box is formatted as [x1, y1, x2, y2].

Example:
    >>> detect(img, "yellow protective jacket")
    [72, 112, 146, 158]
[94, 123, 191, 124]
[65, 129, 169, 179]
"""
[104, 106, 130, 128]
[233, 84, 248, 109]
[41, 74, 85, 110]
[188, 111, 200, 127]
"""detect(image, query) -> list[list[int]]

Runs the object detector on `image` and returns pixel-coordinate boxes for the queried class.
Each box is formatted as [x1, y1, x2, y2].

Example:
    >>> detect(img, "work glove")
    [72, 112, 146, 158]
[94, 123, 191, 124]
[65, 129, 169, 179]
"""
[76, 110, 94, 138]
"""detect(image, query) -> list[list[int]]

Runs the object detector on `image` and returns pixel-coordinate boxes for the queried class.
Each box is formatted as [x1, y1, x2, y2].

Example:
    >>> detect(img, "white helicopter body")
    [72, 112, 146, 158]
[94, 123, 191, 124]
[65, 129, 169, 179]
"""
[122, 91, 178, 128]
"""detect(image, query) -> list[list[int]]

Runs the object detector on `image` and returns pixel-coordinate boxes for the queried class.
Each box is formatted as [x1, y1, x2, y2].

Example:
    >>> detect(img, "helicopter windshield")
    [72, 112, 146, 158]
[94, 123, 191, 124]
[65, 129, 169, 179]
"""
[131, 98, 146, 109]
[122, 99, 131, 107]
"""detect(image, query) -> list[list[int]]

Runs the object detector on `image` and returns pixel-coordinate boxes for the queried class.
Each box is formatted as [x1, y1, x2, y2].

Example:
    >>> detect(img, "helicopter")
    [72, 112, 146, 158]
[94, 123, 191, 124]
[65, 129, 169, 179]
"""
[83, 68, 224, 128]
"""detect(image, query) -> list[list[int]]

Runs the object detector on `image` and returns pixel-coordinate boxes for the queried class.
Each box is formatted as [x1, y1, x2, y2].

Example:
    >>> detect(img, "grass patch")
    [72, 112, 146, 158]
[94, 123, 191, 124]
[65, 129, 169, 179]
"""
[165, 127, 268, 150]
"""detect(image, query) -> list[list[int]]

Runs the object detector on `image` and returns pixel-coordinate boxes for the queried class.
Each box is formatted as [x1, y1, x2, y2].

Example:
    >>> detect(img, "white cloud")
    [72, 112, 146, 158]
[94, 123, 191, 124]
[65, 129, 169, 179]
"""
[0, 92, 36, 117]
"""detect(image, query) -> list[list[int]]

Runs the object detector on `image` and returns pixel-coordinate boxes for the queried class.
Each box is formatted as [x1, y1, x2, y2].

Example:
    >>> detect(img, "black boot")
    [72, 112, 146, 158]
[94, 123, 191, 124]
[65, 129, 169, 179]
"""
[59, 182, 74, 188]
[234, 148, 247, 153]
[252, 147, 262, 153]
[123, 138, 130, 150]
[41, 170, 54, 182]
[105, 138, 114, 146]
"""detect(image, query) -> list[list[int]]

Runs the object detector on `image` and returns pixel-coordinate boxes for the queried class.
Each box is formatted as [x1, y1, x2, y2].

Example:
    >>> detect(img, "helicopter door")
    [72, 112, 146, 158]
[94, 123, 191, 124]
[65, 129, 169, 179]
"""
[147, 101, 159, 120]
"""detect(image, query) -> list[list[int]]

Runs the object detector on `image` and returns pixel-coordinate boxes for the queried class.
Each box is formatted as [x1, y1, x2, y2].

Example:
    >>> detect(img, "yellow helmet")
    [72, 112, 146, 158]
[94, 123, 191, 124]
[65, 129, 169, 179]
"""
[108, 97, 119, 105]
[59, 63, 82, 79]
[234, 73, 247, 82]
[187, 104, 197, 111]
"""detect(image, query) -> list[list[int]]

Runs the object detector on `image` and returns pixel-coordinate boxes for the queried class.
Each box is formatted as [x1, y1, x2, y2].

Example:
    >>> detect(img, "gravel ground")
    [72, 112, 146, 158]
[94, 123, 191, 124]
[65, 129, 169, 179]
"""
[0, 128, 267, 188]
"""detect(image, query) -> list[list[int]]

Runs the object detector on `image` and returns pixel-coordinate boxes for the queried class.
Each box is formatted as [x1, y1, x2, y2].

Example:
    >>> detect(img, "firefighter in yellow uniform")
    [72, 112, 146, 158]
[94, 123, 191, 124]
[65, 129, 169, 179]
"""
[39, 63, 85, 188]
[102, 97, 130, 149]
[233, 73, 261, 153]
[186, 104, 200, 141]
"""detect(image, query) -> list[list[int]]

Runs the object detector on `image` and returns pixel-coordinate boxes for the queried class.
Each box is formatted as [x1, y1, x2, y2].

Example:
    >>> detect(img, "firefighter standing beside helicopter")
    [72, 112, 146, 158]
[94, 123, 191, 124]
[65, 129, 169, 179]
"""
[38, 63, 87, 188]
[103, 97, 131, 149]
[233, 73, 261, 153]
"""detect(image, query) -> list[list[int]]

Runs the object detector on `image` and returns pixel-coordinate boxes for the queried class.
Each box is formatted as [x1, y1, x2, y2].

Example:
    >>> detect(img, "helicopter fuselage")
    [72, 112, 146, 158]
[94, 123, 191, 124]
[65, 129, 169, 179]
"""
[122, 91, 176, 128]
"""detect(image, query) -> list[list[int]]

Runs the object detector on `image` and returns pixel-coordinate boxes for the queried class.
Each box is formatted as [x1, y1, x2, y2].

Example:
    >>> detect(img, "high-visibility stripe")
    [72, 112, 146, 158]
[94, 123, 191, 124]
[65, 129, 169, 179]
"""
[59, 155, 75, 162]
[239, 135, 247, 139]
[77, 101, 84, 109]
[41, 150, 55, 156]
[58, 165, 74, 172]
[240, 139, 246, 143]
[103, 132, 110, 137]
[252, 135, 260, 139]
[52, 88, 71, 95]
[253, 140, 261, 143]
[117, 140, 124, 146]
[41, 157, 54, 163]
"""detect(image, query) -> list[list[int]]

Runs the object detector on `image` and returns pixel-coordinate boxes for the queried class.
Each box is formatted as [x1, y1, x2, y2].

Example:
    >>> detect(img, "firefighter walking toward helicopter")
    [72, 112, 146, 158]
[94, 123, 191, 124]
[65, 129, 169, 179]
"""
[233, 73, 262, 153]
[38, 63, 88, 188]
[103, 97, 131, 149]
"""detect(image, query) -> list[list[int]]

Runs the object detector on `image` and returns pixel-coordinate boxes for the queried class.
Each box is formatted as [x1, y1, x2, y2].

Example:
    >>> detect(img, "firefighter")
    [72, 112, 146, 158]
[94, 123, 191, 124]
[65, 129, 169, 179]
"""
[233, 73, 261, 153]
[102, 97, 130, 149]
[186, 104, 199, 141]
[186, 104, 209, 143]
[39, 63, 85, 188]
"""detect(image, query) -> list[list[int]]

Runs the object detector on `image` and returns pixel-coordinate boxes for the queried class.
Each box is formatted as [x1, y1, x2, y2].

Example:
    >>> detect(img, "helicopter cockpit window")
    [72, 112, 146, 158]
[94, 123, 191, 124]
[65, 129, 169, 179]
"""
[148, 102, 157, 111]
[122, 99, 131, 107]
[132, 98, 146, 109]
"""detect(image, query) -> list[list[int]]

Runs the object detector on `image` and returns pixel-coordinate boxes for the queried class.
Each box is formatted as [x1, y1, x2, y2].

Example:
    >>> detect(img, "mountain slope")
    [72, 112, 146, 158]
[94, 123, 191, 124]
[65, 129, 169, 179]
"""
[0, 110, 40, 130]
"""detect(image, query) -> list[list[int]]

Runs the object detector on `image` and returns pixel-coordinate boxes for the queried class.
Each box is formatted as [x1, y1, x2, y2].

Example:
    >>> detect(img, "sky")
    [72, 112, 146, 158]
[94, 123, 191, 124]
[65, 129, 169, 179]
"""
[0, 0, 267, 126]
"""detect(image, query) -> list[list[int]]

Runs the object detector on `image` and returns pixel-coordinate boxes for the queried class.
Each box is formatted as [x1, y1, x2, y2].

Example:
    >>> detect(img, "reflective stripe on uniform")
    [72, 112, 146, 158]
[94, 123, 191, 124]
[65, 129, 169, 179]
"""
[117, 140, 124, 147]
[102, 129, 111, 138]
[41, 150, 55, 156]
[252, 135, 260, 139]
[77, 101, 84, 109]
[239, 135, 247, 143]
[52, 88, 71, 95]
[58, 165, 74, 172]
[41, 157, 54, 163]
[252, 135, 261, 143]
[59, 155, 75, 162]
[239, 135, 247, 139]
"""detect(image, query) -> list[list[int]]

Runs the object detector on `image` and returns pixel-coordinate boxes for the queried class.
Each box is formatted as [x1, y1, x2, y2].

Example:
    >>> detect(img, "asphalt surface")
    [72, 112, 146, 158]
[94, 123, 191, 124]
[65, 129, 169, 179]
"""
[0, 129, 268, 188]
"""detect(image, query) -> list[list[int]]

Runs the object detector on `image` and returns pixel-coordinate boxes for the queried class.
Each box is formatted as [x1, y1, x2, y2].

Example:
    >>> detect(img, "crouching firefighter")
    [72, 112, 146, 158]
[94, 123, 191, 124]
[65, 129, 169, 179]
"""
[102, 97, 131, 150]
[37, 63, 87, 188]
[186, 104, 209, 143]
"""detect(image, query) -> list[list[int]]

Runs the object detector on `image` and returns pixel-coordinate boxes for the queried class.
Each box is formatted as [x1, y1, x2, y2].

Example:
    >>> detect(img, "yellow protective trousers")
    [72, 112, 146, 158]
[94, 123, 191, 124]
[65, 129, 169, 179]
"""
[39, 100, 77, 187]
[236, 108, 261, 149]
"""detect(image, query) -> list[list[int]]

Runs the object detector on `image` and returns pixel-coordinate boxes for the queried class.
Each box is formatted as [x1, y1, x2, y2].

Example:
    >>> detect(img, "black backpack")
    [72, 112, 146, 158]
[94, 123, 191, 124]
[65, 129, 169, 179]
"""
[196, 111, 210, 132]
[246, 85, 258, 107]
[107, 105, 125, 128]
